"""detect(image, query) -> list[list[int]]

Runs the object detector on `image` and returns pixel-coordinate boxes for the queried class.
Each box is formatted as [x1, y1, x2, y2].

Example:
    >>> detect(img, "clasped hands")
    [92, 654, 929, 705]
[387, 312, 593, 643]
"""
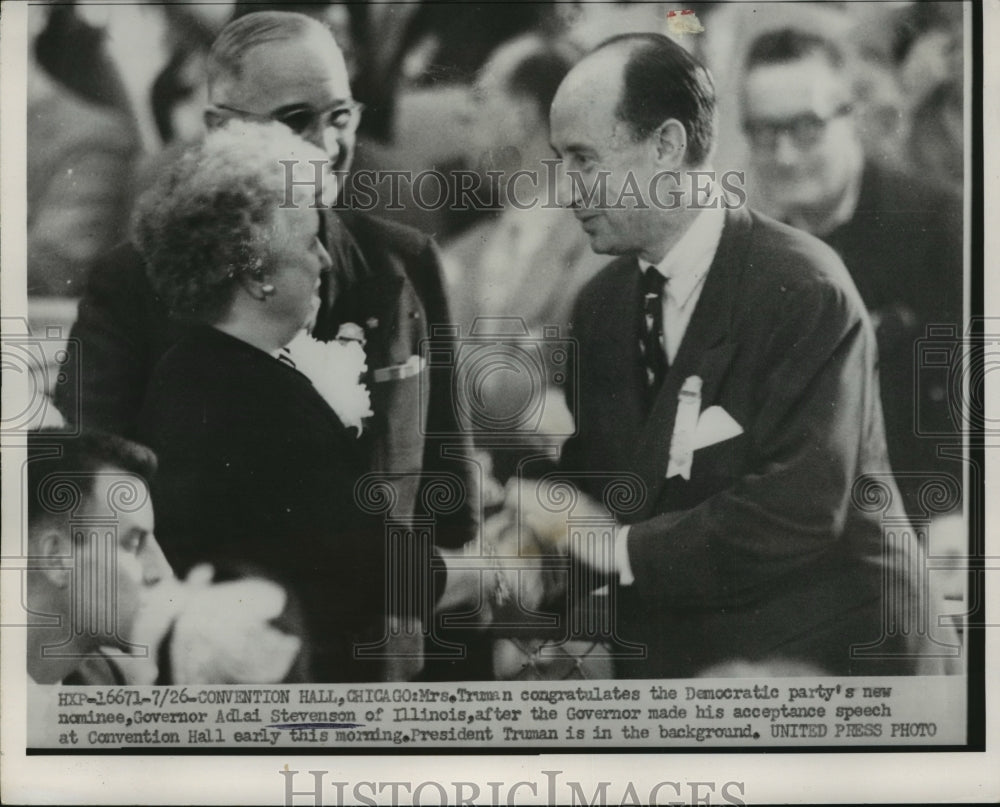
[482, 478, 621, 605]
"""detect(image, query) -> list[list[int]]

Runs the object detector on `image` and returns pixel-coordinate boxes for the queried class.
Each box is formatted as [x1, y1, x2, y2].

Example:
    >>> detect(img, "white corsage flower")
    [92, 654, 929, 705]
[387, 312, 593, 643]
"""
[284, 329, 373, 435]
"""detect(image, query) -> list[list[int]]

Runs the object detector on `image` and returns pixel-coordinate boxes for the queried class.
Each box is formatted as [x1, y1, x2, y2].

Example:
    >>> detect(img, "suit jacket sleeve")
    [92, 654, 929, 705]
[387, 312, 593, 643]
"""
[55, 244, 170, 438]
[626, 272, 883, 608]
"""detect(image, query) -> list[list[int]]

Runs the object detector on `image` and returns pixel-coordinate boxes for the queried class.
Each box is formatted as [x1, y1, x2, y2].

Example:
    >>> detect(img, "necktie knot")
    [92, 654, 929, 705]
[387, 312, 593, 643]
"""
[643, 265, 668, 297]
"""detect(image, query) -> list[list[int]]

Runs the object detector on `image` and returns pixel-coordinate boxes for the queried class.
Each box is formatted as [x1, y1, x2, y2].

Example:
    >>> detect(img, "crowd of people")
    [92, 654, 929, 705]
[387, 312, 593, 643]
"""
[23, 2, 966, 691]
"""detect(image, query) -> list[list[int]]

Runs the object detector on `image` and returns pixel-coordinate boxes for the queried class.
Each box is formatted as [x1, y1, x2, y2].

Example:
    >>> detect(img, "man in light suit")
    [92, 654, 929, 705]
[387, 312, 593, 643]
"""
[516, 33, 955, 678]
[56, 12, 476, 554]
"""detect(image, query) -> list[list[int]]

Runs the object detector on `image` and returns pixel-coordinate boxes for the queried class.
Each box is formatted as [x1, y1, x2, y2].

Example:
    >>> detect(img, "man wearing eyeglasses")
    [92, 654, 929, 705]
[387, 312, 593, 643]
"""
[203, 15, 363, 200]
[741, 30, 862, 237]
[740, 28, 963, 521]
[57, 13, 478, 618]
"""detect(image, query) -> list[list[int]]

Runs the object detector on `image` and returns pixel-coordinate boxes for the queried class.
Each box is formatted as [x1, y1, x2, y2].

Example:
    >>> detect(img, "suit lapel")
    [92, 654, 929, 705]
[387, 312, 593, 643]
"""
[631, 207, 752, 519]
[321, 210, 406, 369]
[355, 254, 406, 369]
[594, 256, 649, 413]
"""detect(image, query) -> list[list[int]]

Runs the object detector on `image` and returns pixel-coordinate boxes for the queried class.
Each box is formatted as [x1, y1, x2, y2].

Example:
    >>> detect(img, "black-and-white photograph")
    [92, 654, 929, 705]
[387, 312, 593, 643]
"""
[0, 0, 993, 803]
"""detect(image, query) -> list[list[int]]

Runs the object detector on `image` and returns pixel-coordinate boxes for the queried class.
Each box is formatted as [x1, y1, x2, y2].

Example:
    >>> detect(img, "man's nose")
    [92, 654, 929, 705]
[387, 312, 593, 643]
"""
[321, 126, 344, 164]
[772, 131, 800, 166]
[142, 538, 173, 586]
[301, 125, 342, 165]
[317, 239, 333, 273]
[556, 164, 577, 208]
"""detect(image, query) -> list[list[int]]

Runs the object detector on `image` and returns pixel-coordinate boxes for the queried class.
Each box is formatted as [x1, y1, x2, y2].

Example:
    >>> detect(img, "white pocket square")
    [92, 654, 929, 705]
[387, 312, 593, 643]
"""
[692, 406, 744, 450]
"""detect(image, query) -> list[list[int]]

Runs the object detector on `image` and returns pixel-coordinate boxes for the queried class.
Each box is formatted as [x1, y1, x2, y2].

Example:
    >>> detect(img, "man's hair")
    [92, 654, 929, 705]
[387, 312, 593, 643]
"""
[231, 1, 340, 22]
[744, 27, 846, 72]
[494, 36, 580, 121]
[594, 33, 716, 166]
[28, 430, 157, 532]
[132, 120, 327, 321]
[207, 10, 334, 92]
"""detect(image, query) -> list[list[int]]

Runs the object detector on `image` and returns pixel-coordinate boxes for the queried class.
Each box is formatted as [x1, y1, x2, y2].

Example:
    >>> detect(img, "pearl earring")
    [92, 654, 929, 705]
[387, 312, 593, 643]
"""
[261, 284, 275, 295]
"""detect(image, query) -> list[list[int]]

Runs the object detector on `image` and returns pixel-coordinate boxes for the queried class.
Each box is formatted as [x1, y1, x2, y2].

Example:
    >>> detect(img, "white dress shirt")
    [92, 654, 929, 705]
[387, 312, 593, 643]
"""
[638, 202, 727, 363]
[617, 201, 727, 585]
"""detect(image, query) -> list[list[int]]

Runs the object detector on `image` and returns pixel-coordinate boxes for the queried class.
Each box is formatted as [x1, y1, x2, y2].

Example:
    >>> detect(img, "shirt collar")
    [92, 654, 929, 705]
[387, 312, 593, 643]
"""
[639, 201, 726, 309]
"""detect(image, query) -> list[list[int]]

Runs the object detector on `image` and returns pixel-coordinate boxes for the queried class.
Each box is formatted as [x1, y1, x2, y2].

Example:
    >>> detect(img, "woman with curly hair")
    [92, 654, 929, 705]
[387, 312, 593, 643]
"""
[133, 121, 391, 682]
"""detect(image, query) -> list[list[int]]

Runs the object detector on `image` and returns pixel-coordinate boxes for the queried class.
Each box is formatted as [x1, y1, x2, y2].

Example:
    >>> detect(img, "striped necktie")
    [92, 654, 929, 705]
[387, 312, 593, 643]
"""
[640, 265, 668, 392]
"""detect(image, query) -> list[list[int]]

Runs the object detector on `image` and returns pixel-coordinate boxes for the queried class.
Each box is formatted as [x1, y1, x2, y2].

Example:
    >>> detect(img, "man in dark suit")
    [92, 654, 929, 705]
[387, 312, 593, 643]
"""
[56, 11, 476, 554]
[740, 28, 964, 521]
[514, 33, 956, 678]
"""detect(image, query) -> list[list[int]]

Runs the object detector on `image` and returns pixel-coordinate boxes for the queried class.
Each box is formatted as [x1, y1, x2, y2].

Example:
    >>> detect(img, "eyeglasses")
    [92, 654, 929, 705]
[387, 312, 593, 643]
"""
[211, 99, 364, 137]
[742, 104, 852, 151]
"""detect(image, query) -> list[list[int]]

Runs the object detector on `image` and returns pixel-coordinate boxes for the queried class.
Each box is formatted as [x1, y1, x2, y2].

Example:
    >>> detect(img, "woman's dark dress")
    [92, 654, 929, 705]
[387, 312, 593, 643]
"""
[137, 325, 388, 682]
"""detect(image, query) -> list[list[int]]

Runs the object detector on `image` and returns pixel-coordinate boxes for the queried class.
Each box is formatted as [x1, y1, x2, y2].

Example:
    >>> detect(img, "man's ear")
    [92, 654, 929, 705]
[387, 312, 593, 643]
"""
[33, 528, 72, 588]
[653, 119, 688, 167]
